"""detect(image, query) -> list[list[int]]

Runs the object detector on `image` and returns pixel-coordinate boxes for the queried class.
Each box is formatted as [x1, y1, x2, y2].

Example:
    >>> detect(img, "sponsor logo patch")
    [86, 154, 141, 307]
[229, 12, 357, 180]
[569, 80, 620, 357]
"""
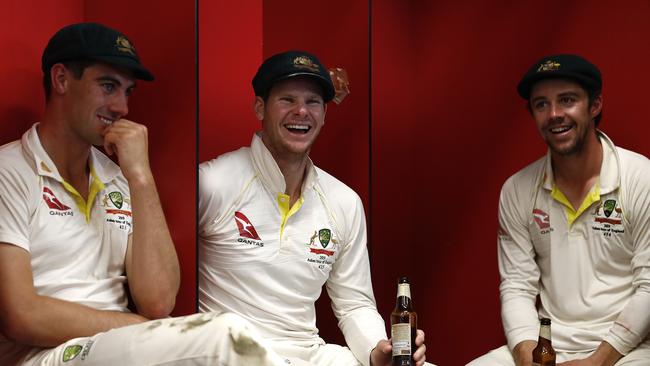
[43, 187, 73, 216]
[234, 211, 264, 247]
[532, 209, 550, 229]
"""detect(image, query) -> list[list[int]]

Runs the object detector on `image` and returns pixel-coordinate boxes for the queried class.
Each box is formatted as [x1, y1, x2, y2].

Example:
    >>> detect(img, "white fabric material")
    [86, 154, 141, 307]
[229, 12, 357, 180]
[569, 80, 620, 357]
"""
[497, 132, 650, 354]
[0, 124, 133, 363]
[198, 133, 387, 366]
[21, 312, 287, 366]
[467, 341, 650, 366]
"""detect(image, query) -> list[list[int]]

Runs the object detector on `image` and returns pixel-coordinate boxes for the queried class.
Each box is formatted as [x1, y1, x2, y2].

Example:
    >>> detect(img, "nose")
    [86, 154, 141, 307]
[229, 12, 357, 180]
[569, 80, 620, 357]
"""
[292, 100, 308, 116]
[548, 103, 563, 119]
[109, 92, 129, 118]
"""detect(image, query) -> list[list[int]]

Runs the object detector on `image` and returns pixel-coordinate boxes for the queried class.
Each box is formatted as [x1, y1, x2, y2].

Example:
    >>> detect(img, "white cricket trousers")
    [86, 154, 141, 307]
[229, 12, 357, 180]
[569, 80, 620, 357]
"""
[20, 312, 288, 366]
[467, 340, 650, 366]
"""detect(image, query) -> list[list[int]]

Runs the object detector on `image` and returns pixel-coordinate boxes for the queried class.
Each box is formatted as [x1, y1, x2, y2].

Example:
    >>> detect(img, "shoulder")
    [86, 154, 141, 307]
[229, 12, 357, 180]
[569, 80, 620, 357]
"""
[0, 140, 36, 186]
[314, 166, 363, 216]
[616, 146, 650, 176]
[199, 147, 254, 196]
[500, 155, 546, 200]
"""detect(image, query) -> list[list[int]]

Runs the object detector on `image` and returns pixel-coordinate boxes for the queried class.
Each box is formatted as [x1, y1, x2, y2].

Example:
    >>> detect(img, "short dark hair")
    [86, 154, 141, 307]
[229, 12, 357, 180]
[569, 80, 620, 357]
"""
[43, 59, 95, 101]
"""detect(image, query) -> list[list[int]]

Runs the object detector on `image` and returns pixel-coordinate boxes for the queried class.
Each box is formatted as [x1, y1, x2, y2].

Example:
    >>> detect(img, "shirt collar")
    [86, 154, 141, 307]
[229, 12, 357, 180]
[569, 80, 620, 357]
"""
[250, 132, 317, 195]
[21, 122, 122, 184]
[541, 130, 619, 193]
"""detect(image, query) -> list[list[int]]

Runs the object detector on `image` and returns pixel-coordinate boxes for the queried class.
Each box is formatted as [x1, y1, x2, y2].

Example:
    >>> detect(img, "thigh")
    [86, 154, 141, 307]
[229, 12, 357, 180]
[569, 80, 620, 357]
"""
[24, 312, 286, 366]
[466, 345, 515, 366]
[310, 343, 362, 366]
[615, 339, 650, 366]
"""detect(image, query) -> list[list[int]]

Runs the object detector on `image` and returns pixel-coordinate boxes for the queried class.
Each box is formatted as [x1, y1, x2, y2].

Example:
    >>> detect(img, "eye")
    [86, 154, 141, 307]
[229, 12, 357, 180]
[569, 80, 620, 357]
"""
[101, 83, 116, 93]
[533, 100, 548, 110]
[279, 96, 294, 103]
[559, 96, 575, 105]
[307, 97, 323, 106]
[126, 87, 134, 97]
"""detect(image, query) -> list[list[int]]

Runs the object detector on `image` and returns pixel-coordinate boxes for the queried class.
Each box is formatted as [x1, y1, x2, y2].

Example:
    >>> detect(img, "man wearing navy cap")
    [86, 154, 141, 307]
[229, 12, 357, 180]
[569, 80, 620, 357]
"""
[198, 50, 429, 366]
[468, 55, 650, 365]
[0, 23, 286, 366]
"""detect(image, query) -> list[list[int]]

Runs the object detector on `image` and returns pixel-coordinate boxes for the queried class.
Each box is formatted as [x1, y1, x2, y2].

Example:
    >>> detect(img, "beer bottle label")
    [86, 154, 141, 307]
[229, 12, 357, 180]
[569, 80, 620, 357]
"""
[391, 323, 412, 356]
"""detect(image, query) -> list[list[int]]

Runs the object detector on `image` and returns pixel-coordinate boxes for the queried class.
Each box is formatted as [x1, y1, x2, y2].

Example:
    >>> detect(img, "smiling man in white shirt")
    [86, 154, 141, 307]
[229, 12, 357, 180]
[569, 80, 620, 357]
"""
[468, 55, 650, 366]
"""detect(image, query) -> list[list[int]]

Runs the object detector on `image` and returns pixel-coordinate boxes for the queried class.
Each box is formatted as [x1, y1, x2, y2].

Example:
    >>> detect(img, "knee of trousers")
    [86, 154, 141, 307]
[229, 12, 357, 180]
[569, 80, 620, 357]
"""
[197, 312, 271, 356]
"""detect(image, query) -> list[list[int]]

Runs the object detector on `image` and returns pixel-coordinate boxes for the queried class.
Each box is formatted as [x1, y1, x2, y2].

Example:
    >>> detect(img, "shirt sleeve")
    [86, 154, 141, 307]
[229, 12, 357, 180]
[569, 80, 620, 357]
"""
[604, 165, 650, 354]
[0, 164, 33, 250]
[498, 177, 541, 351]
[326, 194, 387, 366]
[198, 161, 224, 236]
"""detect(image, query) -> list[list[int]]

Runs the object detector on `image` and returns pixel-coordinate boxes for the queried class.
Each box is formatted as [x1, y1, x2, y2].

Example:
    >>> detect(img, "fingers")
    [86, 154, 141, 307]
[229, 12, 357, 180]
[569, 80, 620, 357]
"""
[416, 328, 425, 346]
[414, 329, 426, 365]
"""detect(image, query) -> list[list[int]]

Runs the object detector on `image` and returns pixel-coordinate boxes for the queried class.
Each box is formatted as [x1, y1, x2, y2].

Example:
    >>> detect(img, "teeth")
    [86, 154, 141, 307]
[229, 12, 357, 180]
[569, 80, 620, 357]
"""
[99, 116, 114, 125]
[286, 124, 309, 130]
[551, 126, 571, 133]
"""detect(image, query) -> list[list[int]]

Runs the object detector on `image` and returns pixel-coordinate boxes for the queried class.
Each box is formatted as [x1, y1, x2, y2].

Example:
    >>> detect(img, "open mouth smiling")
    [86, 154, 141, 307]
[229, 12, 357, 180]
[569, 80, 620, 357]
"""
[285, 124, 311, 134]
[549, 125, 572, 134]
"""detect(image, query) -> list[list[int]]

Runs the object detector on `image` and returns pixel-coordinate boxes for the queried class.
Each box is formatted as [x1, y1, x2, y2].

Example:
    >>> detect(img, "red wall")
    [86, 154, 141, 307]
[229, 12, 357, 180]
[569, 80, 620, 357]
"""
[85, 1, 197, 315]
[198, 0, 263, 163]
[372, 1, 650, 365]
[0, 1, 83, 143]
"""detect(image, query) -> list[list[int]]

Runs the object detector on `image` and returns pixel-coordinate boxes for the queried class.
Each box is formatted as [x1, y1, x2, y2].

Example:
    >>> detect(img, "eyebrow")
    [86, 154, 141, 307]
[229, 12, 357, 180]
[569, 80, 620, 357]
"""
[96, 76, 136, 90]
[531, 90, 580, 103]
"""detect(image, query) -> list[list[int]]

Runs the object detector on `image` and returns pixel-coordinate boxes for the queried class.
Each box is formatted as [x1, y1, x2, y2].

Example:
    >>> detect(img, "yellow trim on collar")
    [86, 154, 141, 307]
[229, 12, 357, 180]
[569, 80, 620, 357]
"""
[551, 184, 600, 226]
[278, 193, 304, 238]
[61, 167, 106, 223]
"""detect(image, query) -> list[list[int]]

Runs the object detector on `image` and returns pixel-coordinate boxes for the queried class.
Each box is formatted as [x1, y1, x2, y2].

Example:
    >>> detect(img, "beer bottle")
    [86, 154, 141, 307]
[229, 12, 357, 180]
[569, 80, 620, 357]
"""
[532, 318, 556, 366]
[390, 276, 417, 366]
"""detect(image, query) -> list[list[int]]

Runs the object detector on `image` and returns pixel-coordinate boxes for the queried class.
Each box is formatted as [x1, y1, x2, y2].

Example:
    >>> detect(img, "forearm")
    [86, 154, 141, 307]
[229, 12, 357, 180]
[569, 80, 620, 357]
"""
[127, 173, 180, 318]
[4, 294, 146, 347]
[500, 287, 540, 350]
[603, 285, 650, 355]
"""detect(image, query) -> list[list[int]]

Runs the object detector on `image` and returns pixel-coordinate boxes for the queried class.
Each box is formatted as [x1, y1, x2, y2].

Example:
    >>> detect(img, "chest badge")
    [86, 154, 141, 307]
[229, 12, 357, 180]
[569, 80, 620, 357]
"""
[592, 199, 624, 236]
[308, 229, 336, 256]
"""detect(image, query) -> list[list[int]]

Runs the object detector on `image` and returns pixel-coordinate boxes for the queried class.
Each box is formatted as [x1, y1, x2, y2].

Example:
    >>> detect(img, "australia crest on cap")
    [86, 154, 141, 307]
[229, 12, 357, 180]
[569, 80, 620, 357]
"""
[293, 56, 320, 72]
[115, 35, 136, 56]
[537, 60, 561, 72]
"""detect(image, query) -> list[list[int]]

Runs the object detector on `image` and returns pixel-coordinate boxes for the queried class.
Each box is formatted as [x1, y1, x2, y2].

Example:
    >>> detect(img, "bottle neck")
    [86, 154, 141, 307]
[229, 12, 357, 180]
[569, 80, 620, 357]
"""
[397, 283, 411, 299]
[539, 324, 551, 341]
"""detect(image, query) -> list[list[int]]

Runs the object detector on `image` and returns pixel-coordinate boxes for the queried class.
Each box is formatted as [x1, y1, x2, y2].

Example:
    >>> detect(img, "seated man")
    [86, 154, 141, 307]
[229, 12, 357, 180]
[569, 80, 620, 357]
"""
[198, 50, 428, 366]
[468, 55, 650, 365]
[0, 23, 285, 366]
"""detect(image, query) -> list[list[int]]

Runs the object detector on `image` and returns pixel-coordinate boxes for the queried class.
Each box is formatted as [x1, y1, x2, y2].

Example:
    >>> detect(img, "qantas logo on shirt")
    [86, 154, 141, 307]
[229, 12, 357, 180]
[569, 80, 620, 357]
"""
[532, 209, 550, 229]
[43, 187, 72, 216]
[234, 212, 261, 240]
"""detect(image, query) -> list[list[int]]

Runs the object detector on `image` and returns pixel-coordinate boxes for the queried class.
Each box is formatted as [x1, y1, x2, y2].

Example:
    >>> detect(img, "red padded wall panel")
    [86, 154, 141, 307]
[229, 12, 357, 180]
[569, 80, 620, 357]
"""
[0, 1, 83, 145]
[85, 1, 197, 316]
[199, 0, 263, 163]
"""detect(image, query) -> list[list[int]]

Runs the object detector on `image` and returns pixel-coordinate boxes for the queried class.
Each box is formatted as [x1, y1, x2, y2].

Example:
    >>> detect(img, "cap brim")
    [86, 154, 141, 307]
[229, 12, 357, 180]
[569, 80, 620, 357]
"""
[91, 55, 155, 81]
[272, 72, 335, 102]
[518, 71, 598, 99]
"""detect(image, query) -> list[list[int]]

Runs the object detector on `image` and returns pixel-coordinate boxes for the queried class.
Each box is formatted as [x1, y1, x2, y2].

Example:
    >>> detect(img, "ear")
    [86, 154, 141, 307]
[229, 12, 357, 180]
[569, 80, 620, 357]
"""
[50, 63, 68, 95]
[590, 93, 603, 119]
[253, 96, 265, 121]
